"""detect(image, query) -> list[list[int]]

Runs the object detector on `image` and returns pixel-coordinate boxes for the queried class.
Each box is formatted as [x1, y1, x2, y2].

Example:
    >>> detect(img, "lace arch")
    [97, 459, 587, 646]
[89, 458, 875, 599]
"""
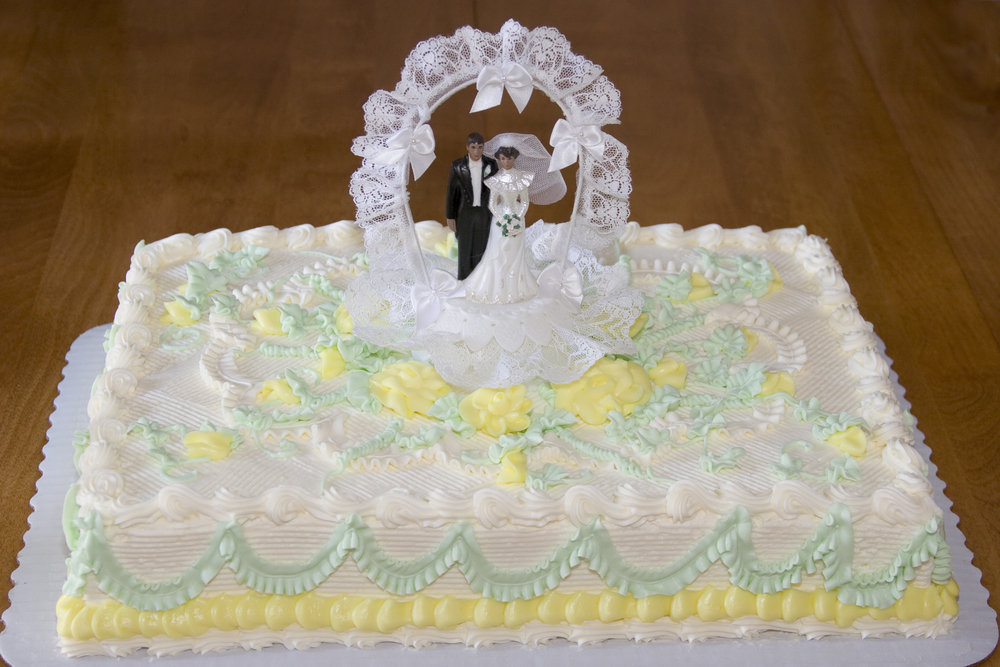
[348, 19, 631, 284]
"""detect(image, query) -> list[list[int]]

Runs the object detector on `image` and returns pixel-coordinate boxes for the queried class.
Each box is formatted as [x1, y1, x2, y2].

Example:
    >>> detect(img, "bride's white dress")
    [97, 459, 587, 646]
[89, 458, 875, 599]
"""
[464, 168, 538, 304]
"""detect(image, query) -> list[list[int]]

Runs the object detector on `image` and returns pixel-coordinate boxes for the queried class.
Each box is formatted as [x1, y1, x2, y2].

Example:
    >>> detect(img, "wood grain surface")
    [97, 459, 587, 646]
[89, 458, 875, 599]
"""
[1, 1, 997, 663]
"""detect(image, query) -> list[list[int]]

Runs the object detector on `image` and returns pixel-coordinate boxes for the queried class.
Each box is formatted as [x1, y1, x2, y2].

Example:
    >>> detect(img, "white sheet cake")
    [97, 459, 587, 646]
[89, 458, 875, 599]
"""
[56, 220, 958, 657]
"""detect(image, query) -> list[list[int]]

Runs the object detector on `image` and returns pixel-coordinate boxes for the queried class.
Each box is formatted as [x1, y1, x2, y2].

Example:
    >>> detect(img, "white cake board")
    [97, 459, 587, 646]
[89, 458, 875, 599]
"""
[2, 324, 996, 666]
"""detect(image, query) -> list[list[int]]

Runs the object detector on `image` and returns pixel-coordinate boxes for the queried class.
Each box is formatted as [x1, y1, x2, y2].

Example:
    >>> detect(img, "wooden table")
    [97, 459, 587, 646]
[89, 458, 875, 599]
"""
[1, 1, 997, 663]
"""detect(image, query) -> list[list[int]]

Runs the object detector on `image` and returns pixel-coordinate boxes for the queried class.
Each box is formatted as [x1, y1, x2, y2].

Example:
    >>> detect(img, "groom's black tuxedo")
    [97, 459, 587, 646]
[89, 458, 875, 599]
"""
[446, 155, 498, 280]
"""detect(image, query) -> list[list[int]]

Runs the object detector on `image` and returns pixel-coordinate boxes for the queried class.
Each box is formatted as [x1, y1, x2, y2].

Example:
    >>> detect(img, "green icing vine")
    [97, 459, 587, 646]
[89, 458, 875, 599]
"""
[396, 425, 446, 451]
[772, 451, 862, 484]
[63, 505, 951, 612]
[524, 464, 592, 491]
[461, 407, 576, 474]
[130, 419, 243, 482]
[326, 419, 404, 477]
[554, 426, 673, 484]
[159, 324, 203, 351]
[259, 341, 320, 359]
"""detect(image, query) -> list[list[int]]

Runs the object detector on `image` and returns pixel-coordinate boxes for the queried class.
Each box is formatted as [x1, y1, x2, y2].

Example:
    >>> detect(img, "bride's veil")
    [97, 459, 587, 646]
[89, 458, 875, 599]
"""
[484, 133, 567, 205]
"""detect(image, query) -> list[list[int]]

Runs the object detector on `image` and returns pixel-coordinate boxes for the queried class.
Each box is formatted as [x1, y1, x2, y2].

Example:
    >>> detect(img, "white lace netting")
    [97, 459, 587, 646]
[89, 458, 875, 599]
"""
[348, 224, 643, 387]
[345, 20, 639, 387]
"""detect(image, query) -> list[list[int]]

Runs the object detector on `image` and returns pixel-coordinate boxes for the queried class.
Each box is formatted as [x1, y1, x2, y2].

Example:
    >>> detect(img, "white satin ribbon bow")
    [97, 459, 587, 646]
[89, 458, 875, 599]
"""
[411, 269, 465, 331]
[373, 123, 436, 180]
[470, 63, 534, 114]
[536, 263, 584, 312]
[548, 119, 605, 172]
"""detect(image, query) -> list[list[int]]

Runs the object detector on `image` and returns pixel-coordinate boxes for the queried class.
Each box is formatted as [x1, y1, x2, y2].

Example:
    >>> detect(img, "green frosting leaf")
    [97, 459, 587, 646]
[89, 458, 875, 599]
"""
[771, 452, 805, 480]
[715, 277, 752, 304]
[210, 245, 270, 277]
[700, 446, 745, 474]
[523, 464, 592, 492]
[813, 413, 868, 441]
[822, 455, 862, 483]
[344, 371, 381, 414]
[693, 355, 729, 387]
[793, 397, 827, 423]
[211, 293, 243, 320]
[535, 382, 557, 406]
[185, 261, 228, 299]
[656, 272, 692, 302]
[72, 429, 90, 475]
[427, 393, 476, 438]
[704, 324, 749, 360]
[278, 303, 310, 341]
[688, 406, 727, 439]
[726, 363, 767, 400]
[313, 302, 341, 334]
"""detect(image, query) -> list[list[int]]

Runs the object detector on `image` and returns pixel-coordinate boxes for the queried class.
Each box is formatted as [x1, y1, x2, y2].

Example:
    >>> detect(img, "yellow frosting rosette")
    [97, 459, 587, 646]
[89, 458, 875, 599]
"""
[459, 386, 532, 437]
[553, 357, 653, 425]
[369, 361, 450, 418]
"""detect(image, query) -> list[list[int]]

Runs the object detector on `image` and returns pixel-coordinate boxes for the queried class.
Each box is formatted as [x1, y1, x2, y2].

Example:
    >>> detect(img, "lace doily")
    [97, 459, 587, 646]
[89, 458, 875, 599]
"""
[345, 20, 639, 387]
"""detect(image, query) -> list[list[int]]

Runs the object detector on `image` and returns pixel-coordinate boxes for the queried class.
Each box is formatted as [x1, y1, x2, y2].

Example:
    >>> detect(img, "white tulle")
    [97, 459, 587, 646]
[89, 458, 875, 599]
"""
[346, 222, 642, 388]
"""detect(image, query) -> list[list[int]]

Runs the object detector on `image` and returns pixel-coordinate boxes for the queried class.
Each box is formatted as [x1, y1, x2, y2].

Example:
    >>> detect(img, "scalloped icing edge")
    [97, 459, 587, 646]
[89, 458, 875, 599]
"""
[64, 504, 952, 613]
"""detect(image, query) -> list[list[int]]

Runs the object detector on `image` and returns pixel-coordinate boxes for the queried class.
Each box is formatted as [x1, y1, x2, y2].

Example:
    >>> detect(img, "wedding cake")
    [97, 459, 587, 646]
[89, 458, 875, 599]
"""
[56, 20, 957, 658]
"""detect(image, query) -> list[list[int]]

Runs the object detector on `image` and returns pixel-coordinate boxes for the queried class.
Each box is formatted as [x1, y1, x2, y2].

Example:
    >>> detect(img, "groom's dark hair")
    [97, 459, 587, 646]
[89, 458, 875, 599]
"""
[494, 146, 520, 160]
[466, 132, 484, 146]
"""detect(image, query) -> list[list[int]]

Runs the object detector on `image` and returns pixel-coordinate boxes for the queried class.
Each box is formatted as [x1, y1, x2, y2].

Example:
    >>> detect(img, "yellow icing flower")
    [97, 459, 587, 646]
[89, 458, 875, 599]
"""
[459, 386, 532, 437]
[497, 450, 527, 484]
[828, 425, 867, 457]
[628, 313, 649, 338]
[434, 231, 458, 259]
[689, 272, 714, 301]
[650, 358, 687, 389]
[320, 348, 346, 380]
[759, 371, 795, 397]
[742, 327, 759, 354]
[335, 302, 353, 335]
[182, 431, 233, 461]
[251, 308, 284, 336]
[369, 361, 450, 418]
[160, 301, 196, 327]
[553, 357, 653, 425]
[257, 378, 300, 405]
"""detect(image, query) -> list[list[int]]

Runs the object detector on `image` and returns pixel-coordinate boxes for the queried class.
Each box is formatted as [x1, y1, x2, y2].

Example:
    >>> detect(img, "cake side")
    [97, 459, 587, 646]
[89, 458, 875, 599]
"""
[57, 221, 957, 656]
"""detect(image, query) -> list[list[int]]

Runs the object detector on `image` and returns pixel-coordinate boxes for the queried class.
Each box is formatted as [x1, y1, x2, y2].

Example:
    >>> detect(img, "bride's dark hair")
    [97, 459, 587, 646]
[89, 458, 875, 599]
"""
[494, 146, 520, 160]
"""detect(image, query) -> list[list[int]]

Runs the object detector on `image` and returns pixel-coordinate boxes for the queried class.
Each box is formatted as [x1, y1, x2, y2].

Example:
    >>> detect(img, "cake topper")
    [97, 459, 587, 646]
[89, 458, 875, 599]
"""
[345, 20, 642, 387]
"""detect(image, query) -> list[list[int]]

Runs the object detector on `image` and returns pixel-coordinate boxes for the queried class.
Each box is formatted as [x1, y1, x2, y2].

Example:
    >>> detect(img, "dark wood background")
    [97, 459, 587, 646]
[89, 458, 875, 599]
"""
[1, 1, 997, 663]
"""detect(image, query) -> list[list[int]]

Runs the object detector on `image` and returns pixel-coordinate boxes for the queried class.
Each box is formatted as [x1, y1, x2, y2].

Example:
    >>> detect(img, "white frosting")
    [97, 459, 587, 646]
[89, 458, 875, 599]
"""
[79, 221, 937, 529]
[67, 220, 950, 651]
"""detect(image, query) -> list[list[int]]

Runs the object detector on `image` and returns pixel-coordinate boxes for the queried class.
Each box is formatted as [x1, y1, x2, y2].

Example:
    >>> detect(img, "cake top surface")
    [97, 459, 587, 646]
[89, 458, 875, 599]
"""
[78, 220, 935, 535]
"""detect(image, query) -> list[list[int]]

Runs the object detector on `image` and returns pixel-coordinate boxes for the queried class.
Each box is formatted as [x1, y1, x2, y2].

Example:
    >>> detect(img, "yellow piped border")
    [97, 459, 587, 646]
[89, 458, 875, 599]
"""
[57, 580, 958, 641]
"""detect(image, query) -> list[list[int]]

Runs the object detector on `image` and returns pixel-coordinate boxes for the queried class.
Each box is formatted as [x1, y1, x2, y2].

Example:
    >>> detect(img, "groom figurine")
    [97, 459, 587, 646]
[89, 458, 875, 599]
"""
[446, 132, 498, 280]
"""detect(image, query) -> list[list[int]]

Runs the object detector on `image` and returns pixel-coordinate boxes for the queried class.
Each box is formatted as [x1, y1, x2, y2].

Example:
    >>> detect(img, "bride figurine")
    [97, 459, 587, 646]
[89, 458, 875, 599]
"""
[464, 146, 539, 304]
